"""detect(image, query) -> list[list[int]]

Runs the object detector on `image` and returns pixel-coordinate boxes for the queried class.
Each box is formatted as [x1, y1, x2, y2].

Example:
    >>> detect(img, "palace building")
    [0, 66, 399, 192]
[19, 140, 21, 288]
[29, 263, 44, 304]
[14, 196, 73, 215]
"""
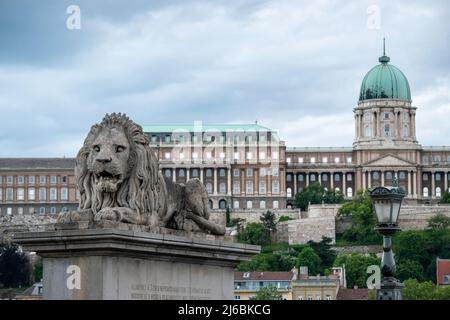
[144, 47, 450, 209]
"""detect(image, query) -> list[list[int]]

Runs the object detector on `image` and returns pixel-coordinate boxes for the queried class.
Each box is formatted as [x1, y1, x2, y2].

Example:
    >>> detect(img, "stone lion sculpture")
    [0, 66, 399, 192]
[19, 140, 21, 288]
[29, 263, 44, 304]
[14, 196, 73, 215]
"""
[58, 113, 225, 235]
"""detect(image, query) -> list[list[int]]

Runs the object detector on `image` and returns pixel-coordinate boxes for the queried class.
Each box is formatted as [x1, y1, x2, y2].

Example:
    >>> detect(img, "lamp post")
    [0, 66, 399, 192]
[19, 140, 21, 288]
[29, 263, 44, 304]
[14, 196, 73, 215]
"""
[368, 177, 405, 300]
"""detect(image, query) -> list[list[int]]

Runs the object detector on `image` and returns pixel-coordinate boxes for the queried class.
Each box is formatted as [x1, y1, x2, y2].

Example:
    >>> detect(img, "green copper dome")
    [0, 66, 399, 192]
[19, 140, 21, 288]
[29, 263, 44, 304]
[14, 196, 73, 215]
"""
[359, 48, 411, 101]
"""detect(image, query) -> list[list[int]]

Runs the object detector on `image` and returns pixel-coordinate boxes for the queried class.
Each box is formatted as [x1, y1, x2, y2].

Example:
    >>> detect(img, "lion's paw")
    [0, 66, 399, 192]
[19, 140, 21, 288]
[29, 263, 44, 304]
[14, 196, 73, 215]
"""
[94, 208, 122, 222]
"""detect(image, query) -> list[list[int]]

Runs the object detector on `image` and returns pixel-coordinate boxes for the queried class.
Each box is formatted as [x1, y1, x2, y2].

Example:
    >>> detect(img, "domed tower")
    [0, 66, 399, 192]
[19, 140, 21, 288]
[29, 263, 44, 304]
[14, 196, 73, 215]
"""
[353, 40, 418, 149]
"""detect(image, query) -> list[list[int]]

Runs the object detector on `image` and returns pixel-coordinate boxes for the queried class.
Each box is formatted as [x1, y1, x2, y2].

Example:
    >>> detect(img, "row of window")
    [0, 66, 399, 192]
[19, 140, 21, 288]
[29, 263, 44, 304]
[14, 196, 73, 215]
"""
[233, 200, 279, 209]
[422, 155, 450, 164]
[423, 187, 450, 198]
[232, 181, 280, 195]
[423, 172, 450, 181]
[163, 168, 280, 178]
[163, 151, 280, 161]
[287, 157, 352, 164]
[0, 175, 68, 186]
[0, 187, 69, 201]
[287, 187, 353, 198]
[287, 173, 353, 182]
[151, 134, 272, 144]
[1, 206, 68, 215]
[363, 124, 410, 138]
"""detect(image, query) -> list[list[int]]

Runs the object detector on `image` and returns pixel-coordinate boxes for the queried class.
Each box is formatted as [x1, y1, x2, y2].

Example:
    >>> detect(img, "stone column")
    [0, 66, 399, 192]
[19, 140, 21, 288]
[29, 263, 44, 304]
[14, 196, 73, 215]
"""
[413, 171, 417, 197]
[343, 172, 347, 195]
[330, 172, 334, 189]
[431, 172, 435, 197]
[186, 168, 190, 181]
[200, 168, 204, 183]
[362, 171, 366, 191]
[411, 111, 416, 140]
[381, 170, 385, 186]
[408, 171, 412, 196]
[318, 172, 322, 186]
[445, 172, 448, 193]
[368, 171, 371, 189]
[227, 168, 232, 196]
[172, 168, 176, 183]
[394, 112, 399, 138]
[294, 173, 297, 195]
[306, 173, 309, 187]
[377, 109, 382, 138]
[214, 168, 218, 195]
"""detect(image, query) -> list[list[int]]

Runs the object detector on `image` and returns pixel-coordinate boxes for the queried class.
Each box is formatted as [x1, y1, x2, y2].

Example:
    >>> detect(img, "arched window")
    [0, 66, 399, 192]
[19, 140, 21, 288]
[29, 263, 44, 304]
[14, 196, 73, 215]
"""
[334, 174, 340, 182]
[286, 174, 292, 182]
[436, 187, 442, 198]
[322, 174, 328, 182]
[310, 174, 316, 182]
[206, 169, 212, 177]
[164, 169, 171, 178]
[219, 182, 226, 194]
[273, 201, 279, 209]
[287, 188, 292, 198]
[346, 187, 353, 198]
[386, 172, 392, 180]
[219, 169, 226, 177]
[192, 169, 198, 177]
[436, 173, 441, 181]
[206, 183, 213, 194]
[219, 199, 227, 209]
[423, 187, 429, 197]
[373, 172, 380, 180]
[179, 169, 185, 177]
[260, 201, 266, 209]
[246, 201, 253, 209]
[335, 187, 340, 192]
[298, 174, 304, 182]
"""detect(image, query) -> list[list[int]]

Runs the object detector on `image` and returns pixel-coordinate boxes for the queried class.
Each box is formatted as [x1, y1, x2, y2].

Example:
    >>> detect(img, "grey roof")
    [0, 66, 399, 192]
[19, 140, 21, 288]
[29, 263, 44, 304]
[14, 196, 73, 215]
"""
[0, 158, 76, 170]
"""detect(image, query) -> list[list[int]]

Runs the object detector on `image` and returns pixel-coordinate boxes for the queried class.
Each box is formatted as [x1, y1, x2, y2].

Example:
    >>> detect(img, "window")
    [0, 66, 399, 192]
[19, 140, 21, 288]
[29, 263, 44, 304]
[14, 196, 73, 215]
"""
[403, 112, 409, 122]
[234, 295, 241, 300]
[179, 153, 185, 160]
[272, 168, 279, 176]
[39, 176, 46, 184]
[234, 169, 240, 177]
[310, 174, 316, 182]
[325, 295, 331, 300]
[219, 183, 226, 194]
[233, 201, 239, 209]
[206, 169, 213, 177]
[6, 188, 13, 201]
[399, 172, 406, 180]
[436, 173, 441, 181]
[307, 295, 313, 301]
[347, 187, 353, 198]
[247, 169, 253, 177]
[272, 181, 279, 194]
[179, 169, 185, 177]
[50, 175, 57, 184]
[273, 201, 279, 209]
[386, 172, 392, 180]
[246, 181, 253, 194]
[334, 174, 340, 182]
[347, 173, 352, 181]
[322, 157, 328, 163]
[316, 295, 321, 300]
[206, 152, 212, 160]
[233, 181, 240, 194]
[259, 152, 266, 160]
[7, 207, 12, 215]
[334, 157, 340, 163]
[7, 176, 13, 185]
[436, 187, 442, 198]
[234, 152, 239, 160]
[443, 275, 450, 284]
[423, 173, 429, 181]
[164, 169, 171, 178]
[151, 135, 157, 143]
[192, 135, 199, 143]
[61, 188, 68, 201]
[192, 152, 198, 160]
[347, 157, 352, 164]
[39, 207, 45, 215]
[260, 201, 266, 209]
[61, 176, 67, 184]
[297, 296, 304, 300]
[50, 188, 57, 201]
[165, 135, 171, 143]
[246, 152, 252, 160]
[272, 151, 279, 160]
[260, 168, 267, 177]
[384, 124, 390, 136]
[286, 174, 292, 182]
[246, 201, 253, 209]
[164, 152, 171, 160]
[50, 207, 56, 214]
[310, 157, 316, 163]
[17, 188, 24, 201]
[322, 174, 328, 182]
[29, 207, 35, 214]
[206, 183, 213, 194]
[299, 157, 304, 163]
[403, 125, 409, 137]
[364, 125, 372, 137]
[219, 169, 226, 177]
[298, 174, 304, 182]
[259, 181, 266, 194]
[219, 152, 225, 159]
[287, 157, 291, 163]
[18, 176, 24, 185]
[192, 169, 198, 177]
[384, 112, 390, 119]
[423, 187, 429, 197]
[287, 188, 292, 198]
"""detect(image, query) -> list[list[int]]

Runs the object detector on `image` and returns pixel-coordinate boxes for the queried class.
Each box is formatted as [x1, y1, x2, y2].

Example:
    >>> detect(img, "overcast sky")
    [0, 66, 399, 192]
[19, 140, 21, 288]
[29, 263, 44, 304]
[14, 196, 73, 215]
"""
[0, 0, 449, 157]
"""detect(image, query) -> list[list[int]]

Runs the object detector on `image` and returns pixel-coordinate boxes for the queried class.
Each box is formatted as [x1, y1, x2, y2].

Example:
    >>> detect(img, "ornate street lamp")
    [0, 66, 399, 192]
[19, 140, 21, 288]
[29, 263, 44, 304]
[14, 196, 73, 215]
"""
[368, 177, 406, 300]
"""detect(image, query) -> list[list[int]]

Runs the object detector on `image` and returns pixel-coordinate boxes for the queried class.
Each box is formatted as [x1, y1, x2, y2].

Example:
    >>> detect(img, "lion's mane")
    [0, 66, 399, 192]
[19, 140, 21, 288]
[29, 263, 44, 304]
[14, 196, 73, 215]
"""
[75, 113, 165, 220]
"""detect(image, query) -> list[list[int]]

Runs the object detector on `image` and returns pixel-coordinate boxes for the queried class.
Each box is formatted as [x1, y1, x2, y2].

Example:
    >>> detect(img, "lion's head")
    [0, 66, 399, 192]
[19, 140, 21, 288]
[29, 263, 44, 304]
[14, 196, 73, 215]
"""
[76, 113, 162, 217]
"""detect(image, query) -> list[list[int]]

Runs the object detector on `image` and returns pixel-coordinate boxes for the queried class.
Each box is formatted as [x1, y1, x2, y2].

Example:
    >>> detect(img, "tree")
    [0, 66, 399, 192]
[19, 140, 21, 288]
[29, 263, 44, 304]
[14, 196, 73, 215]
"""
[260, 210, 277, 241]
[236, 253, 296, 272]
[333, 253, 380, 288]
[402, 279, 442, 300]
[440, 190, 450, 204]
[34, 258, 43, 282]
[396, 259, 424, 282]
[294, 182, 343, 211]
[225, 207, 232, 227]
[394, 231, 429, 267]
[427, 213, 450, 231]
[338, 190, 381, 244]
[0, 242, 32, 288]
[237, 223, 270, 246]
[307, 237, 336, 269]
[296, 247, 322, 275]
[249, 286, 283, 300]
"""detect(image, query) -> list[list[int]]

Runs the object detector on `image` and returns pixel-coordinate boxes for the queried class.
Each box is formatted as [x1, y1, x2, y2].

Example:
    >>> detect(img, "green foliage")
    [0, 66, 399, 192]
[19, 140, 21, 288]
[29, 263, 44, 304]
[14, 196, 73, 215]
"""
[236, 253, 296, 272]
[333, 253, 380, 288]
[0, 242, 32, 288]
[396, 259, 424, 282]
[338, 190, 381, 244]
[296, 247, 322, 275]
[367, 290, 376, 300]
[440, 190, 450, 204]
[427, 213, 450, 231]
[403, 279, 450, 300]
[394, 231, 429, 266]
[278, 215, 292, 222]
[307, 237, 336, 268]
[225, 207, 232, 227]
[33, 258, 43, 282]
[249, 286, 283, 300]
[260, 210, 277, 238]
[294, 182, 343, 211]
[237, 223, 270, 246]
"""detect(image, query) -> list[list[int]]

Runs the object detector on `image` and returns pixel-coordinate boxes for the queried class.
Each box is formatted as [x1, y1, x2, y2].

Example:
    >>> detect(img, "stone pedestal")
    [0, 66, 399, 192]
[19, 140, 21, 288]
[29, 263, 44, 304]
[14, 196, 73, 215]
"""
[14, 224, 259, 300]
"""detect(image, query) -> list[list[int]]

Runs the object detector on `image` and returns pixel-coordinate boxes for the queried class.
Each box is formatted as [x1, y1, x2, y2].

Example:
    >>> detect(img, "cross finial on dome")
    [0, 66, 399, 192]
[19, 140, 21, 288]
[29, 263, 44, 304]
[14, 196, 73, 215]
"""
[379, 37, 390, 63]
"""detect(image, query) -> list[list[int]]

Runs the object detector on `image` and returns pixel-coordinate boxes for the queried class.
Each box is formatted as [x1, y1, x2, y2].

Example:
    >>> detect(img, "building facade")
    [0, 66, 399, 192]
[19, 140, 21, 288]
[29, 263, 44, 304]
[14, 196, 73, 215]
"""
[234, 271, 294, 300]
[0, 158, 78, 216]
